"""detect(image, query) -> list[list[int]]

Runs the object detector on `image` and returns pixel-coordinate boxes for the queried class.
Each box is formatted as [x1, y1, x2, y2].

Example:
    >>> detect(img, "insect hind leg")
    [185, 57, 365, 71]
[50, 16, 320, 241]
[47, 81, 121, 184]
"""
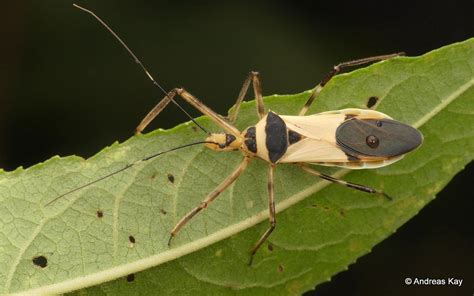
[298, 53, 404, 116]
[299, 164, 393, 200]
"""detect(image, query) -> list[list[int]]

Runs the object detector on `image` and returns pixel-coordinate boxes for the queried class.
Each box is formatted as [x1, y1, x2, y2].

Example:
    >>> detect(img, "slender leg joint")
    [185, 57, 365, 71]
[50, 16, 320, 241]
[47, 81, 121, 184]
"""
[135, 89, 177, 134]
[299, 164, 393, 201]
[228, 71, 266, 123]
[167, 157, 250, 247]
[299, 52, 403, 116]
[248, 165, 276, 266]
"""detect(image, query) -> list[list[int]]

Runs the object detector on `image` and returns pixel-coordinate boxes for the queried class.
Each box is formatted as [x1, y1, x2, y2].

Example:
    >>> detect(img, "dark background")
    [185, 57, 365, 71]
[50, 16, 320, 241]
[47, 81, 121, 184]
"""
[0, 1, 472, 295]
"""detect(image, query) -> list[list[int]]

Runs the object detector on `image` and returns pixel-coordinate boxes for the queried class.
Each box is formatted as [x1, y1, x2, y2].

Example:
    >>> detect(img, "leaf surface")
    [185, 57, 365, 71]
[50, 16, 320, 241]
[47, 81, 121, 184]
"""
[0, 39, 472, 295]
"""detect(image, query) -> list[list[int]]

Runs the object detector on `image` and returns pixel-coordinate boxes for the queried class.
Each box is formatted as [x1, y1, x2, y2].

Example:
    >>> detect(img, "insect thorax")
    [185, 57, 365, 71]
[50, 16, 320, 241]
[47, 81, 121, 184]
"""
[247, 111, 303, 164]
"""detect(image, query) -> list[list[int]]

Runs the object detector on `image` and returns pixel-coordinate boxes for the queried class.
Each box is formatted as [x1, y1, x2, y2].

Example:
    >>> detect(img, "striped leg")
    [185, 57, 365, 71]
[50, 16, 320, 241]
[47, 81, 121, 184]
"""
[168, 157, 251, 246]
[249, 164, 276, 266]
[298, 53, 404, 116]
[136, 88, 241, 136]
[136, 89, 176, 134]
[228, 71, 266, 123]
[300, 165, 392, 200]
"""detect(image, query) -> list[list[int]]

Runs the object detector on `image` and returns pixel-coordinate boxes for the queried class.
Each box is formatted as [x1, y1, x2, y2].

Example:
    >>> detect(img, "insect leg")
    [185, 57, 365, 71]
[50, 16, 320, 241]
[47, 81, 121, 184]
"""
[298, 52, 404, 116]
[176, 88, 241, 135]
[136, 87, 241, 136]
[168, 157, 251, 246]
[228, 71, 265, 123]
[299, 165, 392, 200]
[136, 89, 176, 134]
[249, 164, 276, 266]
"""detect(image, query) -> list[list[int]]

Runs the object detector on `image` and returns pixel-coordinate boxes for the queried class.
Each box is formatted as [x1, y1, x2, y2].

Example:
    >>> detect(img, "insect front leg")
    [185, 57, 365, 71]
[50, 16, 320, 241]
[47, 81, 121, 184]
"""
[168, 157, 251, 246]
[249, 164, 276, 266]
[299, 53, 404, 116]
[136, 87, 241, 136]
[228, 71, 266, 123]
[299, 164, 392, 200]
[136, 89, 176, 134]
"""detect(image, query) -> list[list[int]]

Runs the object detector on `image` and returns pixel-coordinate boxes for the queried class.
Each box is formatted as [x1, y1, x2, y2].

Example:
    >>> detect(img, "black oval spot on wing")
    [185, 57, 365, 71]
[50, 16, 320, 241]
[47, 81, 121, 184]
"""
[33, 256, 48, 268]
[265, 112, 288, 163]
[366, 135, 380, 148]
[336, 118, 423, 157]
[97, 210, 104, 218]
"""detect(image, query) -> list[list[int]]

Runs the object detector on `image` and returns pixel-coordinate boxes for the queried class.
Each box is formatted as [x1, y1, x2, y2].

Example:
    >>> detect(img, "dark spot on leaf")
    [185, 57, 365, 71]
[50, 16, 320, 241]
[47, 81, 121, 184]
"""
[191, 126, 198, 132]
[129, 235, 135, 244]
[339, 209, 346, 217]
[150, 172, 157, 180]
[323, 206, 330, 211]
[167, 173, 175, 183]
[278, 264, 284, 272]
[367, 96, 379, 108]
[32, 256, 47, 268]
[160, 209, 168, 215]
[97, 210, 104, 218]
[311, 204, 317, 208]
[267, 243, 274, 252]
[126, 273, 135, 282]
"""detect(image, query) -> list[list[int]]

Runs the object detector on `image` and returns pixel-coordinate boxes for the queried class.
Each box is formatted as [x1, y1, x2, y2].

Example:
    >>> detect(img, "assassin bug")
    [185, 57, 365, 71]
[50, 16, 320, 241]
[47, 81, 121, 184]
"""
[48, 4, 423, 265]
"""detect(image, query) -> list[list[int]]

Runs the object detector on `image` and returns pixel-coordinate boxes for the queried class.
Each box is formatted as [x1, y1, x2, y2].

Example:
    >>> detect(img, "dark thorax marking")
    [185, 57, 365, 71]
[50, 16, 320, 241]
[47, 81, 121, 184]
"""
[225, 134, 237, 148]
[288, 130, 302, 145]
[265, 112, 288, 163]
[244, 127, 257, 153]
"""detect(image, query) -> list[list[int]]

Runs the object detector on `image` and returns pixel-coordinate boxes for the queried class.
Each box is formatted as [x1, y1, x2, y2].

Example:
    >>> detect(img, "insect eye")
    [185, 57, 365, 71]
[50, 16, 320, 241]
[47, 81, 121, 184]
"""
[376, 121, 382, 127]
[218, 144, 226, 149]
[366, 135, 379, 148]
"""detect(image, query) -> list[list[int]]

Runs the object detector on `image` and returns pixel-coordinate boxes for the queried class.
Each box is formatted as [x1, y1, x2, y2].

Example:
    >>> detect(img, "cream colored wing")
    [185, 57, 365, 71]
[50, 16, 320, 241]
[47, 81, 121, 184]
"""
[279, 137, 349, 163]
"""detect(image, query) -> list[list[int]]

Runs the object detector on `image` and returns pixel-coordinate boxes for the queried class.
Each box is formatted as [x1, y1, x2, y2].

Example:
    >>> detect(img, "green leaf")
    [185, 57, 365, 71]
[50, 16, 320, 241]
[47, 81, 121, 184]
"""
[1, 39, 473, 295]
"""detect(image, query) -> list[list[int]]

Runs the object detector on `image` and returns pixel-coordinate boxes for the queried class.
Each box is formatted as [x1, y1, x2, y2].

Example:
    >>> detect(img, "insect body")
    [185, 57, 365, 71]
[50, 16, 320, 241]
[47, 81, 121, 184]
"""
[54, 5, 423, 266]
[220, 108, 422, 168]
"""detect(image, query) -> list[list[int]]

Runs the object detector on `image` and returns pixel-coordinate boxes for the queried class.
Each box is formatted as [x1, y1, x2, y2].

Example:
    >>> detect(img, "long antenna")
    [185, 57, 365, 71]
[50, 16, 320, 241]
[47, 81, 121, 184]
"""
[45, 140, 216, 206]
[73, 3, 209, 134]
